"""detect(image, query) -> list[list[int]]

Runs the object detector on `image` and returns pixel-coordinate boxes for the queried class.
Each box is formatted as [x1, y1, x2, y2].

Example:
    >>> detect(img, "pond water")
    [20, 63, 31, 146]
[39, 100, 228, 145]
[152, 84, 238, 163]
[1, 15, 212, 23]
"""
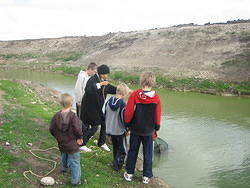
[1, 69, 250, 188]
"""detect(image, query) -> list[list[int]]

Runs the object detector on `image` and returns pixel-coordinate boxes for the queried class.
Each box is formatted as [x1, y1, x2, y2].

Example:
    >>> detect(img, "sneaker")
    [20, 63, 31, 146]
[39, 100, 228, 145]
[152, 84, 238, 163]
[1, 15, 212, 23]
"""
[72, 182, 81, 187]
[100, 143, 110, 152]
[142, 176, 150, 184]
[124, 172, 133, 182]
[79, 146, 92, 152]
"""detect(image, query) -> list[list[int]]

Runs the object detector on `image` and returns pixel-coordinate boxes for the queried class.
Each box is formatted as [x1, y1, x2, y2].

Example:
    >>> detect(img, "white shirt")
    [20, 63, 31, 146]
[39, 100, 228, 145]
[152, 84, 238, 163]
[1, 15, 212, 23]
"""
[74, 70, 90, 104]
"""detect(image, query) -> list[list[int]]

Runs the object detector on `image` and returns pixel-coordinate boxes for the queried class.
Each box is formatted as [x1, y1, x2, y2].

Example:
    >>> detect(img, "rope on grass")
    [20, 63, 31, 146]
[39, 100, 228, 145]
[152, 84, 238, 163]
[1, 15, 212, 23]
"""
[23, 147, 59, 181]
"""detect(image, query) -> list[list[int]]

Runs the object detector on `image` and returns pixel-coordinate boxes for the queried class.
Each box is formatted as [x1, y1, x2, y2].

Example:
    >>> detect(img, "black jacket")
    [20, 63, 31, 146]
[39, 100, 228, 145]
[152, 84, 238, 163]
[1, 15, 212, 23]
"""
[80, 74, 116, 125]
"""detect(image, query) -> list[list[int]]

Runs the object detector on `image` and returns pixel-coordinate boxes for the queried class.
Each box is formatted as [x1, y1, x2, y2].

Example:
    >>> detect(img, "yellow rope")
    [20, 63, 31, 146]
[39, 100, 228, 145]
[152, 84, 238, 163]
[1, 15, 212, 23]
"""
[23, 147, 59, 181]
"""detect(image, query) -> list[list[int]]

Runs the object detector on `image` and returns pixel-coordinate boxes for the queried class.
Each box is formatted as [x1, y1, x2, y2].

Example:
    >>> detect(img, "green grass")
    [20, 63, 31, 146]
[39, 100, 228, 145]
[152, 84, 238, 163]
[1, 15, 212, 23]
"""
[52, 66, 82, 75]
[0, 51, 83, 62]
[0, 53, 40, 59]
[110, 71, 139, 84]
[109, 71, 250, 95]
[46, 52, 83, 62]
[0, 80, 139, 187]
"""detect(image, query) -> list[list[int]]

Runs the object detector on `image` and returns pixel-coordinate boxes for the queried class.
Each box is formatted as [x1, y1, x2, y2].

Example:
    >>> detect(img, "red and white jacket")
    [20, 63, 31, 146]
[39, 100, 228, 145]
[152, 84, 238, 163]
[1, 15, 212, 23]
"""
[124, 89, 162, 136]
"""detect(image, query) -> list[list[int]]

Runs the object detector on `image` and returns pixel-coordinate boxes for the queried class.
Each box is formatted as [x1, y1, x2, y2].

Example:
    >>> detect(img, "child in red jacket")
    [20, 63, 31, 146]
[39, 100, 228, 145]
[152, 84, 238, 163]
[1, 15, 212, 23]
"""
[123, 72, 162, 184]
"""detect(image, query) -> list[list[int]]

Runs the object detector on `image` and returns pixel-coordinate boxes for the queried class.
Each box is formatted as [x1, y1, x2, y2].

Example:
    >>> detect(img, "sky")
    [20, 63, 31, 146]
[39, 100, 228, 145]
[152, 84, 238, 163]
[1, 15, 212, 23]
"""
[0, 0, 249, 41]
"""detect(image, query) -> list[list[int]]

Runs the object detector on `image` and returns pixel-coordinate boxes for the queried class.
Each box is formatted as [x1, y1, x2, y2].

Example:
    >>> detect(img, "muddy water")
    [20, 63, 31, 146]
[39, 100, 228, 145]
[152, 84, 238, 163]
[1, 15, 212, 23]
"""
[1, 69, 250, 188]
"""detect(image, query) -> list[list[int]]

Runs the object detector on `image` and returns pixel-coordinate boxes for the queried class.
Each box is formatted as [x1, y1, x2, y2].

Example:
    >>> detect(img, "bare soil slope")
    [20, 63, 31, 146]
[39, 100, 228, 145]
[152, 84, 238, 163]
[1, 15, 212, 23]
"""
[0, 23, 249, 81]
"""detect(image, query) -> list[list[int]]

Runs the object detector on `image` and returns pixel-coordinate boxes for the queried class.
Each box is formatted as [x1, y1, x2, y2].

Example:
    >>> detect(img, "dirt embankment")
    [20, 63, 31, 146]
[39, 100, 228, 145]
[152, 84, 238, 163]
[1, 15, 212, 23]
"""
[0, 22, 249, 82]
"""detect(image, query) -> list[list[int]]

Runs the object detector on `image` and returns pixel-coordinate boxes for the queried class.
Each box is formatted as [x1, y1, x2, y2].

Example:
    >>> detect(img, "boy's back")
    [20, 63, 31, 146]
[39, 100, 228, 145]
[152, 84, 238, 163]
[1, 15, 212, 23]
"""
[124, 89, 161, 136]
[105, 96, 126, 136]
[50, 110, 82, 154]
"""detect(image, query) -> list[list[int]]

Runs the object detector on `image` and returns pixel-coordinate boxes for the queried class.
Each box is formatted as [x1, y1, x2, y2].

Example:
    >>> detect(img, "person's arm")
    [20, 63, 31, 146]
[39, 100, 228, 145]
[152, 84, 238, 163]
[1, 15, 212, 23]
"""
[124, 92, 136, 126]
[105, 84, 116, 94]
[74, 73, 85, 104]
[49, 115, 56, 137]
[85, 78, 109, 94]
[154, 96, 162, 131]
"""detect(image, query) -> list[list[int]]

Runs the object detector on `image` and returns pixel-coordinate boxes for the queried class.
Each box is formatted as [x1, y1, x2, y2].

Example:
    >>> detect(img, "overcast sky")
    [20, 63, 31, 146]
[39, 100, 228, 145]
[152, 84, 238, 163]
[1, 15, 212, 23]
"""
[0, 0, 249, 41]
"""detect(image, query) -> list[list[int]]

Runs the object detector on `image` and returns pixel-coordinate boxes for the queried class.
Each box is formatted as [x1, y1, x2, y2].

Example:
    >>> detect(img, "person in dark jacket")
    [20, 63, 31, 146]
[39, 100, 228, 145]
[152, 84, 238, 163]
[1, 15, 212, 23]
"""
[80, 64, 116, 152]
[123, 72, 162, 185]
[50, 93, 83, 186]
[105, 83, 130, 170]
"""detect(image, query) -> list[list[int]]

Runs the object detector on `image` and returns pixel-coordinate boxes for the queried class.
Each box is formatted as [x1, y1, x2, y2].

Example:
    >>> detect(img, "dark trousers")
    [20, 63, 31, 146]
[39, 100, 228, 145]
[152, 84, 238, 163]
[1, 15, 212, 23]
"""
[126, 134, 153, 178]
[111, 135, 126, 170]
[83, 120, 106, 146]
[76, 103, 81, 118]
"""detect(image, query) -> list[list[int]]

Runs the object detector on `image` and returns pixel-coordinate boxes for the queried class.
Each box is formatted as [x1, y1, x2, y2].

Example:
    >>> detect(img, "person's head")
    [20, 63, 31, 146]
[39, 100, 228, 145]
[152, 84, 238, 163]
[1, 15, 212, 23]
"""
[140, 72, 156, 89]
[97, 64, 110, 80]
[59, 93, 73, 109]
[116, 83, 130, 98]
[86, 62, 97, 76]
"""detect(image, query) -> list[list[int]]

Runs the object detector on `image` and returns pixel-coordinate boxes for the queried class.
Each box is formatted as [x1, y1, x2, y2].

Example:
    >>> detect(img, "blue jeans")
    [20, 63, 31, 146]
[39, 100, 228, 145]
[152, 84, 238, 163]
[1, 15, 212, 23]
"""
[61, 152, 81, 185]
[126, 134, 153, 178]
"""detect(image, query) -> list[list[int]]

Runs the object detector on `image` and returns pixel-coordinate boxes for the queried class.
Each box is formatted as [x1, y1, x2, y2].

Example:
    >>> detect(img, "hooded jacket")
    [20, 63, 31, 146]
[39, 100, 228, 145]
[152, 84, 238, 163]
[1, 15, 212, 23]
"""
[105, 97, 126, 135]
[49, 111, 82, 154]
[124, 89, 161, 136]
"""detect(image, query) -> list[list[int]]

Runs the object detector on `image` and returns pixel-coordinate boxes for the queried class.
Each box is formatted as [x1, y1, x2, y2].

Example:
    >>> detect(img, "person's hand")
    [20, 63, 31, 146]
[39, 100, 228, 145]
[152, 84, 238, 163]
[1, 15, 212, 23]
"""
[77, 138, 83, 145]
[100, 81, 109, 86]
[125, 131, 130, 136]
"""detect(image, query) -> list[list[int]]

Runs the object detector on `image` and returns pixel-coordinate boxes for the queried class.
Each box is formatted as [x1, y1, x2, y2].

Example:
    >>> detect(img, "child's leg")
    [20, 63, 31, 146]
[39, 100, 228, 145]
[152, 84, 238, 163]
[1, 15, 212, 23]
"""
[111, 135, 118, 161]
[98, 120, 106, 146]
[61, 152, 68, 172]
[67, 152, 81, 185]
[142, 135, 153, 178]
[126, 134, 141, 174]
[116, 135, 126, 169]
[84, 125, 98, 145]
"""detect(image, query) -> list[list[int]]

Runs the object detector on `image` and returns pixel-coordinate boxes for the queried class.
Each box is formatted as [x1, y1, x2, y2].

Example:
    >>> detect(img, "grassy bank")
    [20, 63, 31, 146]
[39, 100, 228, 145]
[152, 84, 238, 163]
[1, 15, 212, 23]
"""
[0, 51, 83, 62]
[51, 66, 250, 96]
[0, 80, 141, 188]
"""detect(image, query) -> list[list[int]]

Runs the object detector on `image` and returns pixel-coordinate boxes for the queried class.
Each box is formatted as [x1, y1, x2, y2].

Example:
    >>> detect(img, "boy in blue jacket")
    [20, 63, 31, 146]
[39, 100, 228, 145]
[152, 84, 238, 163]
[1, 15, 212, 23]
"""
[105, 83, 130, 170]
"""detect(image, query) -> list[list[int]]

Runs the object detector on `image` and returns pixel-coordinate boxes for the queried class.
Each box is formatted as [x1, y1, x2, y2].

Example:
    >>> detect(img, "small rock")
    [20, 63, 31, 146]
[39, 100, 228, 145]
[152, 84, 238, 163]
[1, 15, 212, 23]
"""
[40, 177, 55, 186]
[43, 108, 48, 111]
[27, 143, 33, 147]
[96, 174, 99, 177]
[31, 101, 36, 104]
[5, 142, 11, 146]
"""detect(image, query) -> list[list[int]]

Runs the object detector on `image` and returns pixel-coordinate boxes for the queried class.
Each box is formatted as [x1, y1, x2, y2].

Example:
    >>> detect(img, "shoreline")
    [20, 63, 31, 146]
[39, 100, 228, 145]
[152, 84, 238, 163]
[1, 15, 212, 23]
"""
[0, 79, 171, 188]
[1, 66, 250, 97]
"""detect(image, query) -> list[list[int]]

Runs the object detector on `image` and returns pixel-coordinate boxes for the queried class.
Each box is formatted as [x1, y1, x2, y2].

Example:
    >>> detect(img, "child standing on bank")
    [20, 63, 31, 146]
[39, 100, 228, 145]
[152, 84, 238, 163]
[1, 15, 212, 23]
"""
[123, 72, 162, 184]
[105, 83, 130, 171]
[49, 93, 83, 186]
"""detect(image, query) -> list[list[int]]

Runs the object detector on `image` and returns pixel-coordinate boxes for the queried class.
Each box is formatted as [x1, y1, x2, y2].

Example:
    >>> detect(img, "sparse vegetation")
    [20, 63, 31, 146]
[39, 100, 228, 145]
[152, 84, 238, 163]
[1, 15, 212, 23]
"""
[0, 53, 40, 59]
[239, 32, 250, 42]
[0, 51, 83, 62]
[52, 66, 81, 75]
[46, 52, 83, 62]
